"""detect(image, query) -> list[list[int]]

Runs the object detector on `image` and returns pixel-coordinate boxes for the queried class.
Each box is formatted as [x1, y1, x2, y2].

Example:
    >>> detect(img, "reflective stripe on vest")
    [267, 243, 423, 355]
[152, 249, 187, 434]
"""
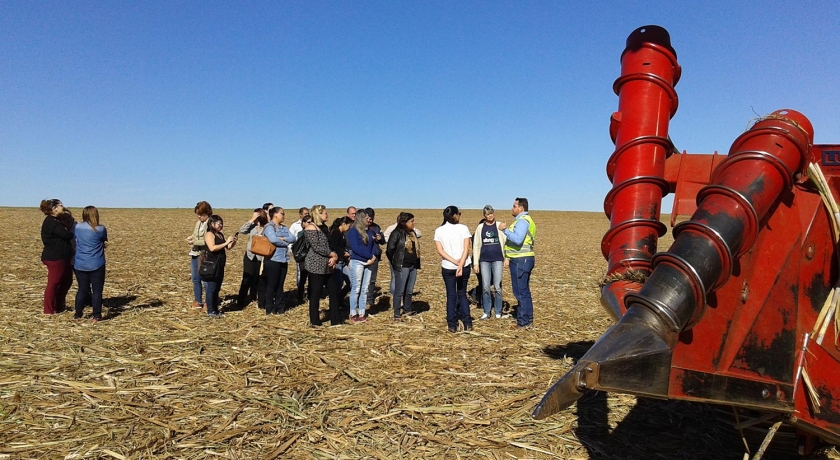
[505, 215, 535, 258]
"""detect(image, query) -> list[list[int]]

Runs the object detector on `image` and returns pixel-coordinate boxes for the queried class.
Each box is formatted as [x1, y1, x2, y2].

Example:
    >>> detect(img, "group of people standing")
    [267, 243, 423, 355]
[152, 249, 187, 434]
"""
[39, 197, 535, 332]
[39, 199, 109, 322]
[432, 198, 536, 332]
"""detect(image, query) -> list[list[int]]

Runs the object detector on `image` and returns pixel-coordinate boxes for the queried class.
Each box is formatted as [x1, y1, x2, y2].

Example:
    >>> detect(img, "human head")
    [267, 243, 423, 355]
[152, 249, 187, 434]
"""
[442, 205, 461, 225]
[82, 206, 100, 230]
[262, 203, 274, 212]
[397, 212, 415, 231]
[331, 216, 354, 232]
[512, 197, 529, 216]
[482, 205, 496, 223]
[301, 214, 313, 225]
[311, 204, 328, 226]
[207, 214, 224, 233]
[269, 207, 284, 224]
[255, 209, 269, 226]
[364, 207, 375, 223]
[195, 201, 213, 222]
[298, 207, 310, 219]
[40, 199, 64, 216]
[354, 209, 370, 244]
[346, 206, 357, 220]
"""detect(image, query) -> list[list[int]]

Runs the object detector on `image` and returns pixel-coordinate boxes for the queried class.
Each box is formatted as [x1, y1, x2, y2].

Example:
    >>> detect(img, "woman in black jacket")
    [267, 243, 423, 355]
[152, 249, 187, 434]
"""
[40, 199, 74, 314]
[386, 212, 421, 321]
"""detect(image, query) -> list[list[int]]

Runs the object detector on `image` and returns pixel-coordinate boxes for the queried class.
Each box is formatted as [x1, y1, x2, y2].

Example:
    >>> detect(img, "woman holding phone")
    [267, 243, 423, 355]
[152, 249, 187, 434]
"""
[202, 214, 237, 317]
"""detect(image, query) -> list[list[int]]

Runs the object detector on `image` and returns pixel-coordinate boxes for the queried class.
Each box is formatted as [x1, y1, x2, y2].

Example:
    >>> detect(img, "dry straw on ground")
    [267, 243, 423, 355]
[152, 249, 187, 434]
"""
[1, 207, 838, 459]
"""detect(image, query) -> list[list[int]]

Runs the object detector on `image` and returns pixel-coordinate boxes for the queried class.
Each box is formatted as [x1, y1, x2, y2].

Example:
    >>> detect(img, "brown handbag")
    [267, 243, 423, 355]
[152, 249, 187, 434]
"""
[250, 234, 276, 257]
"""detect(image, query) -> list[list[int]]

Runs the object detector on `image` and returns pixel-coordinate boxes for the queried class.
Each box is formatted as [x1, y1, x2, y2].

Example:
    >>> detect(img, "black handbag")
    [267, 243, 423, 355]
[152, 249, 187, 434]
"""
[198, 251, 219, 279]
[291, 234, 310, 263]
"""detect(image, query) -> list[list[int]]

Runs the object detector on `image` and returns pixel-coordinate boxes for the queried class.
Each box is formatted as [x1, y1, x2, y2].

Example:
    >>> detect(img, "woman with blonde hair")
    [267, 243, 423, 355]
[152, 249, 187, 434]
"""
[73, 206, 109, 322]
[473, 205, 507, 319]
[187, 201, 212, 309]
[303, 205, 337, 326]
[346, 209, 378, 323]
[39, 199, 74, 314]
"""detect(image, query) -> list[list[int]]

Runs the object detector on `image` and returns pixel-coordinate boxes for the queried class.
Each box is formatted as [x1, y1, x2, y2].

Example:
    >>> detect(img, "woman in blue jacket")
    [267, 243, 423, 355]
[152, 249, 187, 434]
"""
[263, 207, 295, 315]
[346, 209, 378, 323]
[73, 206, 108, 322]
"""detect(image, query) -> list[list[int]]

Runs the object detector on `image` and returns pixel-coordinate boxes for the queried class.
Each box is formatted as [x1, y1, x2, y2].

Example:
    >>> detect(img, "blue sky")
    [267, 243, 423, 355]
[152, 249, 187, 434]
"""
[2, 1, 838, 211]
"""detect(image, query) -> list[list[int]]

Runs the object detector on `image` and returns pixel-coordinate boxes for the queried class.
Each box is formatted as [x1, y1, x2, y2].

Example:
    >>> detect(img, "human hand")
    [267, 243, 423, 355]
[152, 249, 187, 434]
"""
[498, 222, 507, 231]
[456, 266, 463, 277]
[504, 259, 510, 268]
[186, 236, 194, 244]
[251, 211, 260, 222]
[474, 266, 480, 274]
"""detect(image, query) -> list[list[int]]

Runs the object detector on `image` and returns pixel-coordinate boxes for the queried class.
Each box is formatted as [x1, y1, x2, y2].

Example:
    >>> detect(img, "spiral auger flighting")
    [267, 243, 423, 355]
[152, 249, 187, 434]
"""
[600, 25, 681, 322]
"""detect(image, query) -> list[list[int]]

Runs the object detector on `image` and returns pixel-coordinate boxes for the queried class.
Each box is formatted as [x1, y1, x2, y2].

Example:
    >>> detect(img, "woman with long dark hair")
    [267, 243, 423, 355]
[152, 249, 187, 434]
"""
[73, 206, 109, 322]
[40, 199, 74, 314]
[433, 205, 473, 332]
[328, 216, 353, 325]
[237, 208, 269, 309]
[187, 201, 212, 310]
[263, 207, 295, 315]
[386, 212, 421, 321]
[202, 214, 237, 317]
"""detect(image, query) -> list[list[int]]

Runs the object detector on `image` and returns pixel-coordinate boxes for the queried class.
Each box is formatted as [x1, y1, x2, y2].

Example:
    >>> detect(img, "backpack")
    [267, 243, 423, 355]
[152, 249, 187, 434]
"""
[291, 233, 310, 263]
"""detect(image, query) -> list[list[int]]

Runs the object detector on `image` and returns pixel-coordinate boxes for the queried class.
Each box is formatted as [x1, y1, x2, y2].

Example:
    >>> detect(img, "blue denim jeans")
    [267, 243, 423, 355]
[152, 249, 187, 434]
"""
[366, 258, 380, 306]
[442, 264, 472, 330]
[480, 260, 504, 316]
[190, 255, 206, 303]
[349, 259, 372, 317]
[74, 265, 106, 319]
[205, 279, 223, 315]
[508, 256, 534, 326]
[392, 265, 418, 318]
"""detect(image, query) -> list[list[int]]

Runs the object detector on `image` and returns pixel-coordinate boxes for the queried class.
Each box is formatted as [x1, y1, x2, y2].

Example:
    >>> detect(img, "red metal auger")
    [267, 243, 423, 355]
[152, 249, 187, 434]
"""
[535, 24, 840, 453]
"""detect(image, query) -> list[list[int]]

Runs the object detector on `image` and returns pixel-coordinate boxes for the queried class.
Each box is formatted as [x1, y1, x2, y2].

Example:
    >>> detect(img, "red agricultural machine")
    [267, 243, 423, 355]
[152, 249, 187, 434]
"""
[533, 25, 840, 455]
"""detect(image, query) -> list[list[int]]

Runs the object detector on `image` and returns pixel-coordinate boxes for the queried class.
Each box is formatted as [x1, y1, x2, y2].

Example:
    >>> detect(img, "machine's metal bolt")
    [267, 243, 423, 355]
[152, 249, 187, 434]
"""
[762, 389, 771, 399]
[806, 245, 815, 260]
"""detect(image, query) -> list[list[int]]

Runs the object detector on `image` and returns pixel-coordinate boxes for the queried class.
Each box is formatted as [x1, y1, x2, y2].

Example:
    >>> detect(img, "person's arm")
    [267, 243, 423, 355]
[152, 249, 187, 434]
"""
[51, 219, 74, 241]
[205, 232, 233, 252]
[347, 229, 376, 259]
[240, 218, 257, 234]
[504, 218, 528, 245]
[435, 241, 460, 266]
[456, 236, 470, 276]
[472, 224, 482, 274]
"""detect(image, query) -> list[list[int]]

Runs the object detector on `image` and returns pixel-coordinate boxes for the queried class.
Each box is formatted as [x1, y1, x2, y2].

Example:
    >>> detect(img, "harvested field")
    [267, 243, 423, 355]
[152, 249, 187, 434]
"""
[1, 207, 838, 459]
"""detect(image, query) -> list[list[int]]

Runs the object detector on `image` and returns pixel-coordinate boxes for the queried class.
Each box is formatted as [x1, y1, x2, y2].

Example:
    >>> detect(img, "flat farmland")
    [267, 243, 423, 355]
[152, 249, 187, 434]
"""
[0, 207, 836, 459]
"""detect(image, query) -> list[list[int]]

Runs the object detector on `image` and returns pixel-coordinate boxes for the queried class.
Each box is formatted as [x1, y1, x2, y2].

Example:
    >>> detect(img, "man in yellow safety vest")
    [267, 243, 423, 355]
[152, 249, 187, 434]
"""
[499, 197, 535, 328]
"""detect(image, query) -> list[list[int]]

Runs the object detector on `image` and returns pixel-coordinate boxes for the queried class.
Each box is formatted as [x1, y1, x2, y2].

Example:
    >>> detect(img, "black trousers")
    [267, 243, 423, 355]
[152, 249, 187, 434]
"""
[238, 255, 262, 308]
[308, 272, 328, 326]
[264, 260, 288, 314]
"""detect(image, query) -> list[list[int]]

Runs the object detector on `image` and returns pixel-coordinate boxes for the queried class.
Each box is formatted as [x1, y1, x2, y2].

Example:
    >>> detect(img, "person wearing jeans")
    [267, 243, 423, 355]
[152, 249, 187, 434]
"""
[187, 201, 212, 309]
[263, 207, 295, 315]
[500, 198, 536, 328]
[73, 206, 108, 322]
[472, 205, 508, 319]
[386, 212, 421, 320]
[434, 206, 473, 332]
[347, 209, 378, 323]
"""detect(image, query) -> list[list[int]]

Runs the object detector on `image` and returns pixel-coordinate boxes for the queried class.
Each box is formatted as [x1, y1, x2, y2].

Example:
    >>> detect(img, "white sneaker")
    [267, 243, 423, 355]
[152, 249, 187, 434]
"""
[500, 314, 511, 319]
[495, 314, 502, 319]
[479, 313, 489, 320]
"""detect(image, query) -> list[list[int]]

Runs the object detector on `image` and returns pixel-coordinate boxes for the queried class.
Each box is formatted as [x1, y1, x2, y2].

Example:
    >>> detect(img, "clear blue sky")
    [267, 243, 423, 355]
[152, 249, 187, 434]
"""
[2, 1, 838, 211]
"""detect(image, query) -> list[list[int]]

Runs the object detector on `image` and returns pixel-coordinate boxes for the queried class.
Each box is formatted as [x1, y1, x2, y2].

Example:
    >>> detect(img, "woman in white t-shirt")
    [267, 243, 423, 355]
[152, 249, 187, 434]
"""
[433, 205, 474, 333]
